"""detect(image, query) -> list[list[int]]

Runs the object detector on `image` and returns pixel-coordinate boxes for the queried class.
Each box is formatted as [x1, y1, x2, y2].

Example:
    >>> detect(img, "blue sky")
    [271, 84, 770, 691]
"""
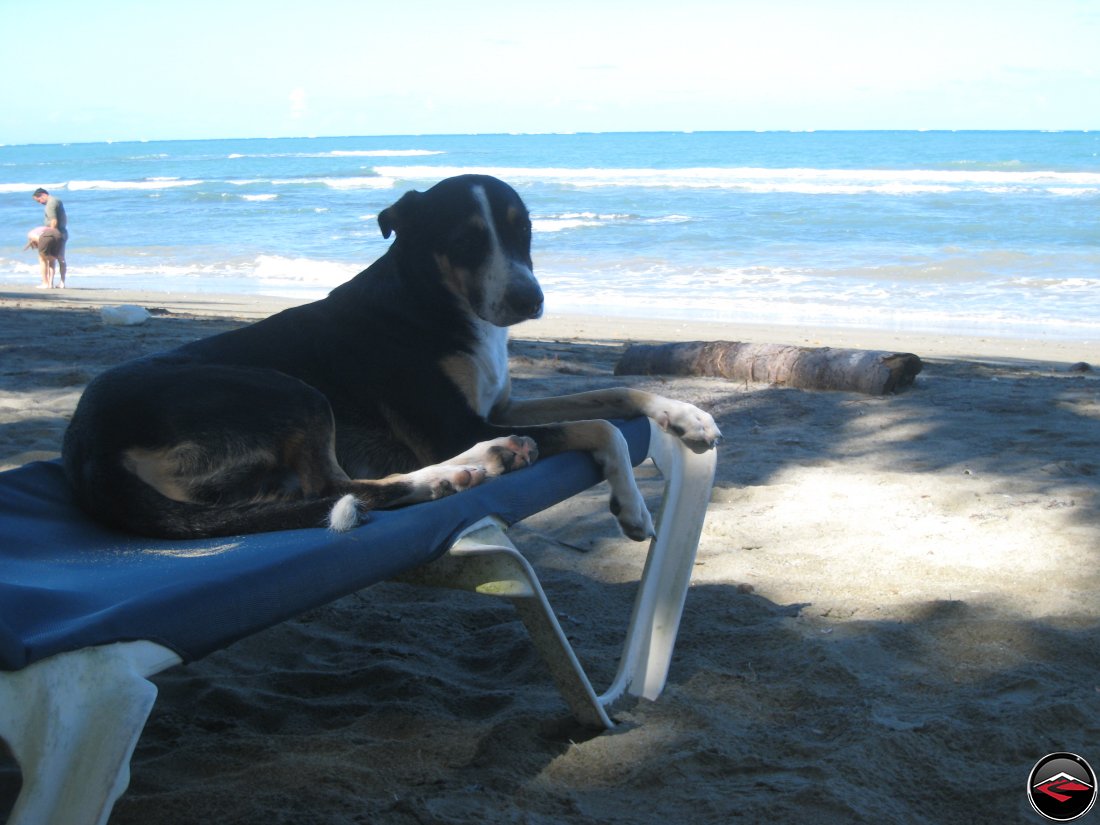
[2, 0, 1098, 144]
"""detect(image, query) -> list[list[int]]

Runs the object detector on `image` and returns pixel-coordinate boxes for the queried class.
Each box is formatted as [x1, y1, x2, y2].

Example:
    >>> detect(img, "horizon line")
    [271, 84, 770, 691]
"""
[2, 128, 1095, 150]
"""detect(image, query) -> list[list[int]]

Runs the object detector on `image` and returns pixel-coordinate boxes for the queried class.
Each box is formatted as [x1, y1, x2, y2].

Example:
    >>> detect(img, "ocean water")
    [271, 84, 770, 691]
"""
[2, 131, 1098, 340]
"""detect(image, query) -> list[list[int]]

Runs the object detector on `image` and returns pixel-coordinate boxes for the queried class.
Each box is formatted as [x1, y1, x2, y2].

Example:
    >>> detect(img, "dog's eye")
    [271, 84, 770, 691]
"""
[504, 220, 531, 247]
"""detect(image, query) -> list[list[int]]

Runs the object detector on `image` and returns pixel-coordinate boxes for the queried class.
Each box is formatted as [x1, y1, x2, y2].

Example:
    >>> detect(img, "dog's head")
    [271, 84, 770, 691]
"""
[378, 175, 544, 327]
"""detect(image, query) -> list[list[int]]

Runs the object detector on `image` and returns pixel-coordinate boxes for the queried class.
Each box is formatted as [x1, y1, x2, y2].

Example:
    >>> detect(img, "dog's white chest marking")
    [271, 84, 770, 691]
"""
[440, 322, 510, 418]
[478, 325, 511, 414]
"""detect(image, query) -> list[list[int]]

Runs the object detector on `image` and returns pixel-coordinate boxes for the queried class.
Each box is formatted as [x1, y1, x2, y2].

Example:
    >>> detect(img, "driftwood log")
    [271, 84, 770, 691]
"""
[615, 341, 923, 395]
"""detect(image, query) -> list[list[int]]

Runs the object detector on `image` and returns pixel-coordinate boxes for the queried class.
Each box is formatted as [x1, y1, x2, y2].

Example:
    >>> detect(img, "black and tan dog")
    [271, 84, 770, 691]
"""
[62, 175, 720, 540]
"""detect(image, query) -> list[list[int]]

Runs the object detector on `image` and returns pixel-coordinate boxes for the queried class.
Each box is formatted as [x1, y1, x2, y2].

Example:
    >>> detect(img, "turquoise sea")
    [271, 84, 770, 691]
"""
[2, 131, 1098, 339]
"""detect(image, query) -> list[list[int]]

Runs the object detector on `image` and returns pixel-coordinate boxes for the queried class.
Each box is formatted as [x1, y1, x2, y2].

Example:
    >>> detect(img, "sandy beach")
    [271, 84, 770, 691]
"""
[2, 283, 1099, 824]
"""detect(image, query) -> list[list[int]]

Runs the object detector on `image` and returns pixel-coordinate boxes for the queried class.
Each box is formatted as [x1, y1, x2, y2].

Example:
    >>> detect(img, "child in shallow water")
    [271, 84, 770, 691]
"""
[24, 226, 65, 288]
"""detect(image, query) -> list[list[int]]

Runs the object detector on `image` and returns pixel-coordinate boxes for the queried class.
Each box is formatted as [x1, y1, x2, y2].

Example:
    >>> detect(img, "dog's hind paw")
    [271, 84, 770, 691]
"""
[410, 463, 488, 501]
[481, 435, 538, 476]
[328, 494, 362, 532]
[448, 435, 538, 477]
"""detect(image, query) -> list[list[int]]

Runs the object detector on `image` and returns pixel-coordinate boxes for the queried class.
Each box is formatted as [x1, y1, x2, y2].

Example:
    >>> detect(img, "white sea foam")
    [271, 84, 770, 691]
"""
[271, 176, 395, 190]
[2, 247, 1095, 340]
[30, 166, 1098, 197]
[8, 175, 391, 193]
[251, 254, 358, 286]
[532, 212, 631, 232]
[533, 217, 603, 233]
[1047, 187, 1100, 197]
[323, 150, 443, 157]
[66, 178, 203, 191]
[0, 182, 65, 194]
[318, 176, 396, 190]
[226, 149, 443, 160]
[0, 253, 355, 297]
[537, 265, 1100, 339]
[373, 165, 1100, 195]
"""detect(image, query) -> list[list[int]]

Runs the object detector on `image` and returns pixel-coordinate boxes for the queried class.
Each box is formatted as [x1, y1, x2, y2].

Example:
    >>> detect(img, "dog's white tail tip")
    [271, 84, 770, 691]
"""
[328, 494, 360, 532]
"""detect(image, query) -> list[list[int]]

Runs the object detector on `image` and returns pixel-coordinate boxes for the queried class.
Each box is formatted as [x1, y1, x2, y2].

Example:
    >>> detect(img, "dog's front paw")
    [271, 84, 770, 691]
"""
[611, 491, 656, 542]
[655, 401, 722, 453]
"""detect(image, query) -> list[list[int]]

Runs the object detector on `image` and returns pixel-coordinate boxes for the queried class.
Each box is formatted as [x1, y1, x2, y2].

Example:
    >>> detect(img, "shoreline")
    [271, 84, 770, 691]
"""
[3, 282, 1097, 365]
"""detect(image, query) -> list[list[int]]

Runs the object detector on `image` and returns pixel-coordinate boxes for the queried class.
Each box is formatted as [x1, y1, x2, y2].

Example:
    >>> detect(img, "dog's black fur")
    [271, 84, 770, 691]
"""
[63, 175, 719, 539]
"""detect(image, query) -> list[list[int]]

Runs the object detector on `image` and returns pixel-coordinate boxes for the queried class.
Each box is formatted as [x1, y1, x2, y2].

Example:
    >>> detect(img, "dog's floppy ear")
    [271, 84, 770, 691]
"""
[378, 190, 422, 239]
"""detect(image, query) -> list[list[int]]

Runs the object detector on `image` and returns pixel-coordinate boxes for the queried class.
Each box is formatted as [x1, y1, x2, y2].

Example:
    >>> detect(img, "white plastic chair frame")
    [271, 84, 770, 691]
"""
[0, 420, 716, 825]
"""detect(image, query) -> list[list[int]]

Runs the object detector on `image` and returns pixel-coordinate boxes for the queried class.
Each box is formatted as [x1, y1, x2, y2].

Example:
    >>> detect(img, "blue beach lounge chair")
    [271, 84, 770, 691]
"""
[0, 417, 715, 825]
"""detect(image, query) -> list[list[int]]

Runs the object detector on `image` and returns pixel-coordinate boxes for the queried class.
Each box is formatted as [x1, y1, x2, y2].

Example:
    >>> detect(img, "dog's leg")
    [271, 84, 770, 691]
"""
[484, 421, 655, 541]
[554, 420, 654, 541]
[328, 463, 489, 531]
[441, 435, 539, 476]
[328, 437, 537, 532]
[488, 391, 719, 541]
[494, 389, 721, 453]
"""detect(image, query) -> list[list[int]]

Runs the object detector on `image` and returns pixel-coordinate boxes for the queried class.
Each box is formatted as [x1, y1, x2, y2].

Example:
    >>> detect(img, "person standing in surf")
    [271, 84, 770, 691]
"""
[32, 188, 67, 287]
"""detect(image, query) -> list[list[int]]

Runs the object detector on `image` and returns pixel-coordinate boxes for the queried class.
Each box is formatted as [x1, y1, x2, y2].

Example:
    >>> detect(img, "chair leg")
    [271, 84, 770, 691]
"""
[401, 422, 716, 728]
[398, 520, 613, 728]
[602, 420, 717, 705]
[0, 641, 180, 825]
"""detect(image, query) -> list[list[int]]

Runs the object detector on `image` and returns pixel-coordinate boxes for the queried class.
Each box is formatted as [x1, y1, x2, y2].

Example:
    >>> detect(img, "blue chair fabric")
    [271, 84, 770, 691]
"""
[0, 418, 650, 671]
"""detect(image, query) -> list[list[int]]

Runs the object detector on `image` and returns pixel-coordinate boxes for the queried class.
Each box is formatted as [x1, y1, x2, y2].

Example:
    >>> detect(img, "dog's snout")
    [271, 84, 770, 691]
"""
[524, 297, 544, 320]
[509, 269, 544, 320]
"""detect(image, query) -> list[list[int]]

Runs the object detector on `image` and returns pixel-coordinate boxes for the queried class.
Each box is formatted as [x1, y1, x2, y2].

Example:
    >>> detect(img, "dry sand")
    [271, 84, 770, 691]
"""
[2, 284, 1099, 824]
